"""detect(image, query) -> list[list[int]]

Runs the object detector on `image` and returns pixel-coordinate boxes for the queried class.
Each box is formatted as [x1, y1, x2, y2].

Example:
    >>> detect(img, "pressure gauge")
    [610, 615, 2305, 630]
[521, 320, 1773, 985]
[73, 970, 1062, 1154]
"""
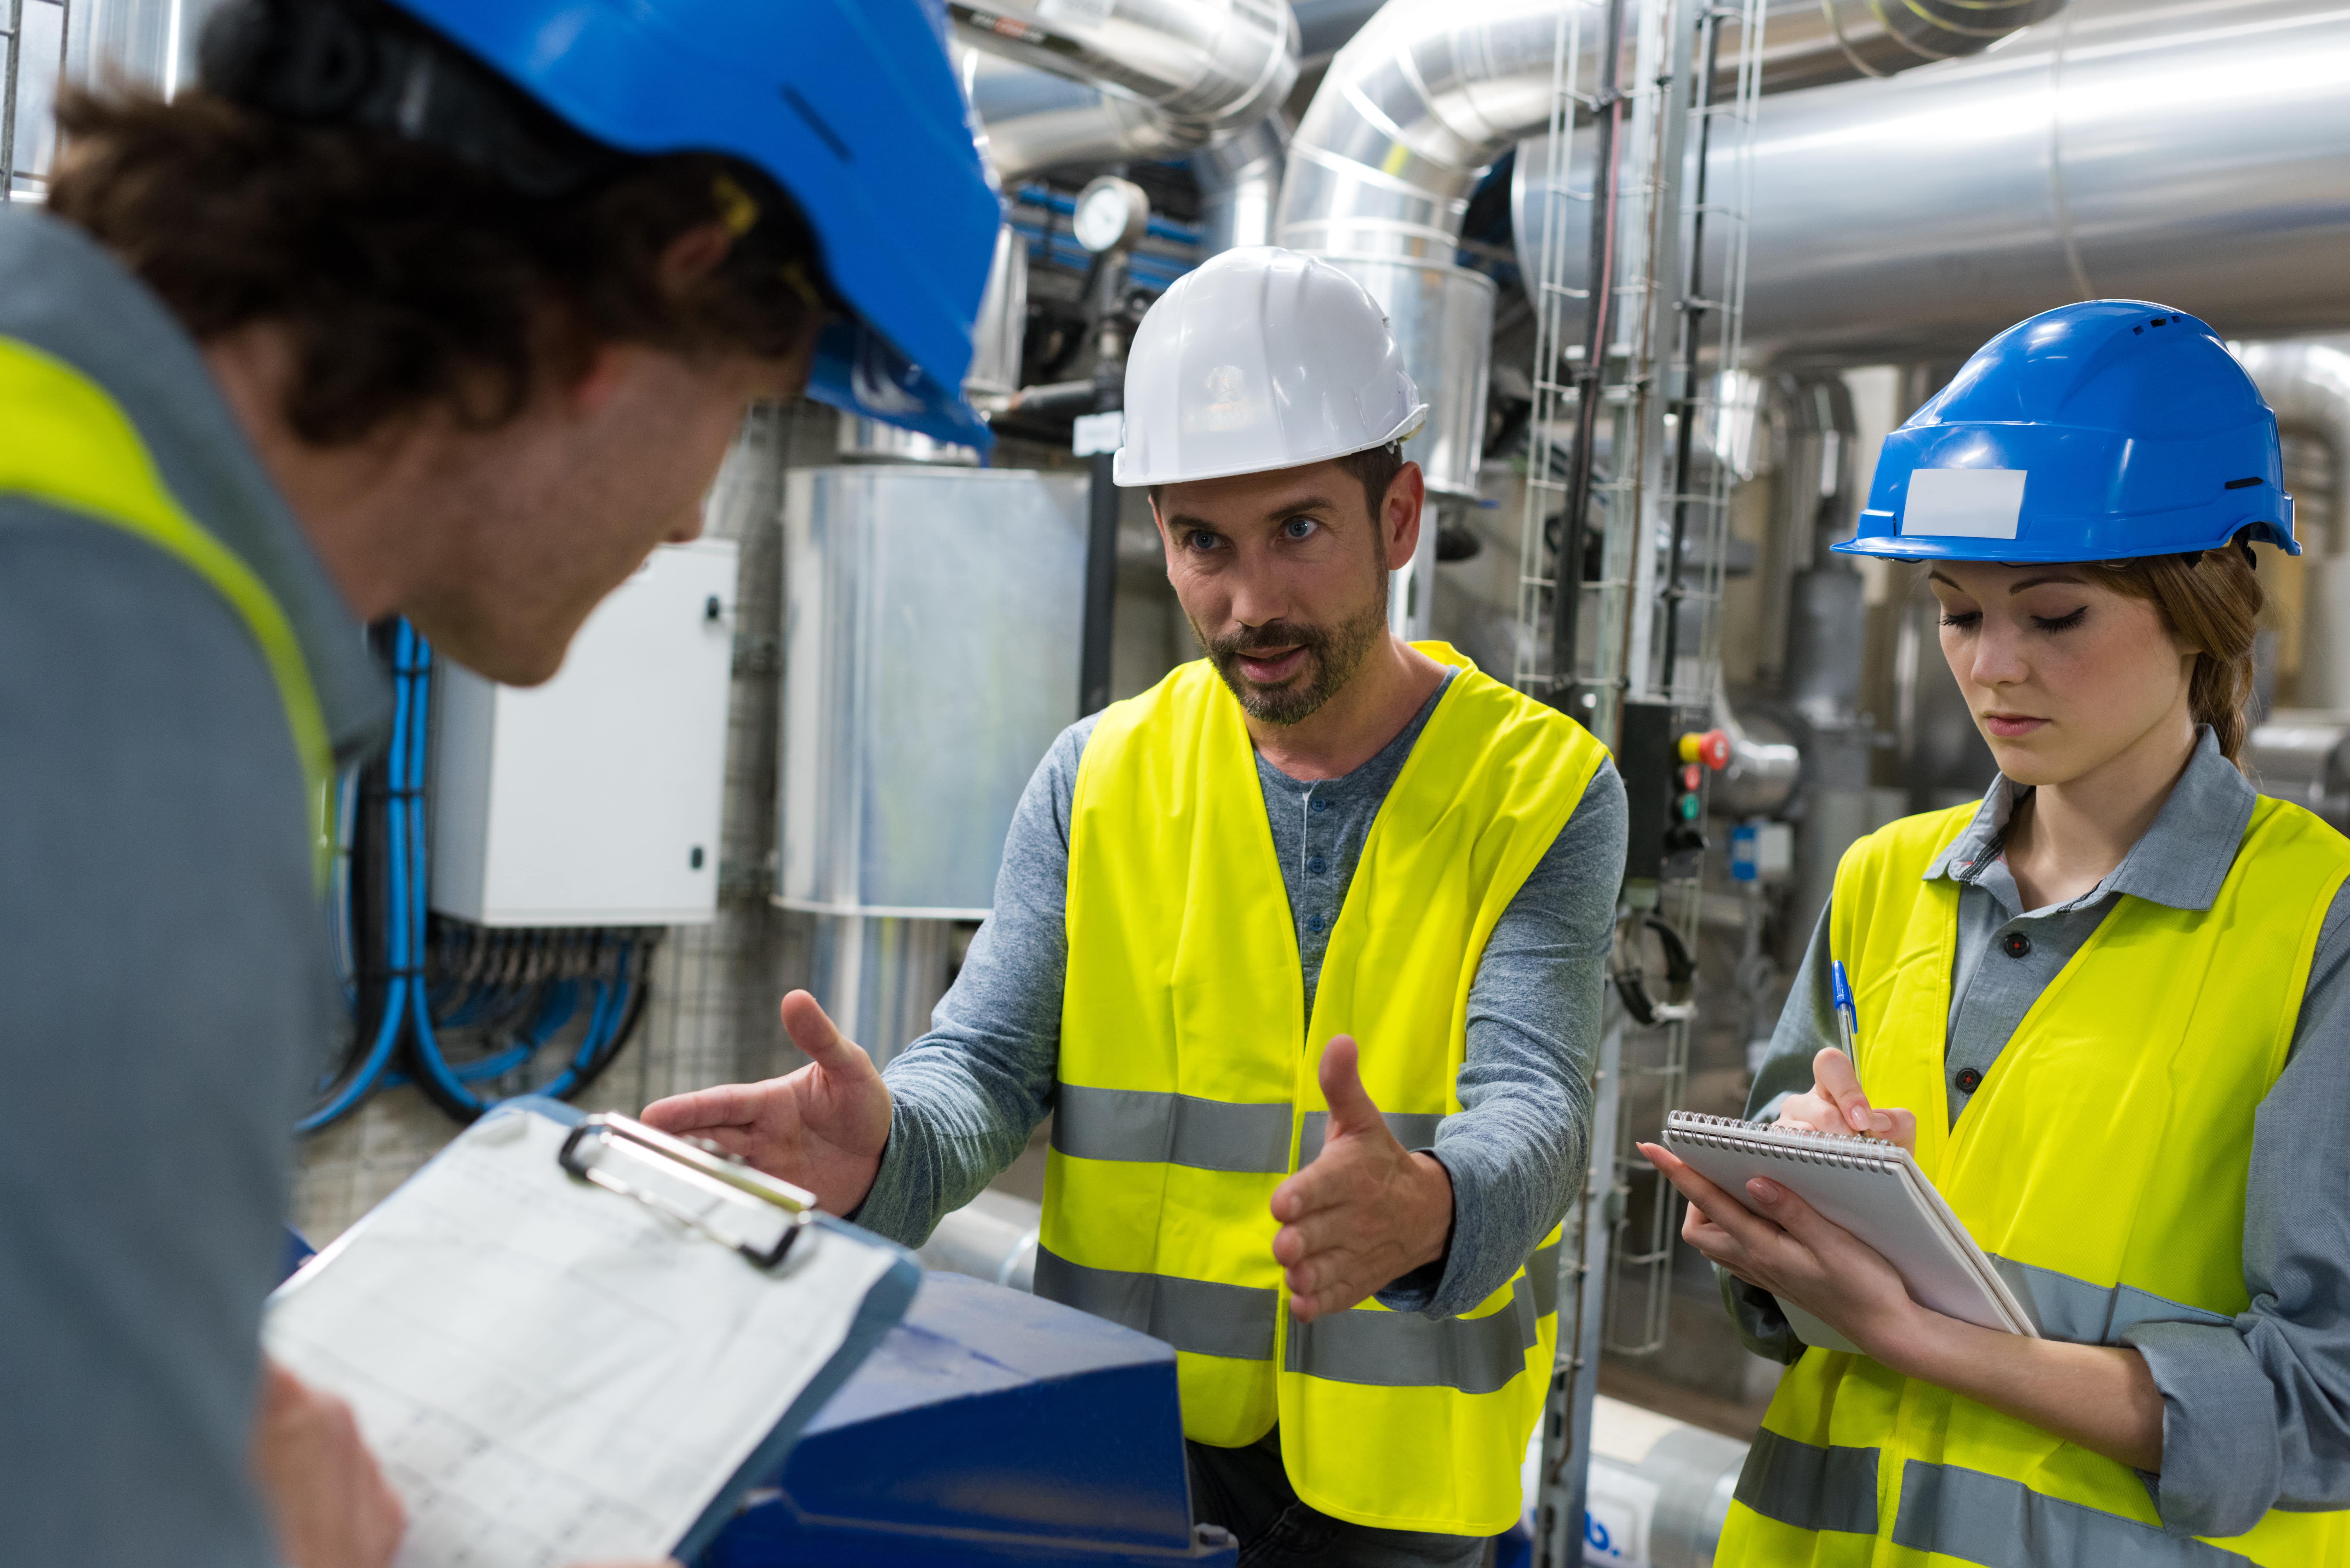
[1073, 175, 1151, 255]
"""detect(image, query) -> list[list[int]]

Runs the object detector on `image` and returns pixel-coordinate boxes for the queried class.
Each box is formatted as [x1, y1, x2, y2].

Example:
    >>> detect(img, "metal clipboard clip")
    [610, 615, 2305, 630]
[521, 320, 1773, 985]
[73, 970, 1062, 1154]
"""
[558, 1112, 817, 1269]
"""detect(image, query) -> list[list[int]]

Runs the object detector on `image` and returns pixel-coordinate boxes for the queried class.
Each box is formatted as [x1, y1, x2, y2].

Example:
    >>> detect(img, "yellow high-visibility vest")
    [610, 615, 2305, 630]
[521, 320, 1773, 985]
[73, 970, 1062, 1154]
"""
[0, 334, 332, 881]
[1721, 796, 2350, 1566]
[1038, 643, 1609, 1535]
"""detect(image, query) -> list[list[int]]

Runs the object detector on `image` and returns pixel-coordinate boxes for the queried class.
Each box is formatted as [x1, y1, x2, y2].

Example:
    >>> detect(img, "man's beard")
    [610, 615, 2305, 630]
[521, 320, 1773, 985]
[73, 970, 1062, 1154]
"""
[1196, 582, 1390, 726]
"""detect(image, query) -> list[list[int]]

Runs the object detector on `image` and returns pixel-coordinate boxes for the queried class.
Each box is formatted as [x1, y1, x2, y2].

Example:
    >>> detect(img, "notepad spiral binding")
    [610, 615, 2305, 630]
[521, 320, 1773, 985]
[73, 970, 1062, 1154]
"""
[1664, 1111, 1905, 1173]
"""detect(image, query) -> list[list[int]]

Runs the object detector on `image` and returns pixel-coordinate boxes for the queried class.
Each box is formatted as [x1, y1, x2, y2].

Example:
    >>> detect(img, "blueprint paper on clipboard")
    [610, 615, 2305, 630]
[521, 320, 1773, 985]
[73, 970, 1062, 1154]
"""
[264, 1099, 916, 1568]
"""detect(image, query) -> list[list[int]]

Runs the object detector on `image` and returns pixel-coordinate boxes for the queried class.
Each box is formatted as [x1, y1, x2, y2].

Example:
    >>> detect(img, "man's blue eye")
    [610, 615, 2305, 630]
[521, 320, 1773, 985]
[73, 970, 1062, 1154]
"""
[1284, 517, 1315, 539]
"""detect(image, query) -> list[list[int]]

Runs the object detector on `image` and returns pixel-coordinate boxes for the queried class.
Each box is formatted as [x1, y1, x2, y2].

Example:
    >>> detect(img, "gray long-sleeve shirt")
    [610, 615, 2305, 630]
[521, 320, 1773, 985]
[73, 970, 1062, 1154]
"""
[855, 667, 1628, 1319]
[1730, 728, 2350, 1537]
[0, 213, 391, 1565]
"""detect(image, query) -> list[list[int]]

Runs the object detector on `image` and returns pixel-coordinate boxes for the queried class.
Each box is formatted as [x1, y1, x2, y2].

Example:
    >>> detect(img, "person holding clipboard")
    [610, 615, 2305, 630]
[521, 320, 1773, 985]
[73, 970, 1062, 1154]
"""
[1642, 301, 2350, 1565]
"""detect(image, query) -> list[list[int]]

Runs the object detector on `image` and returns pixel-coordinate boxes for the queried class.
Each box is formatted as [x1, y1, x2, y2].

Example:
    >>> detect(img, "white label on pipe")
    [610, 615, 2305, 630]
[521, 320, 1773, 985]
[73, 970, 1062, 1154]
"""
[1901, 467, 2027, 539]
[1037, 0, 1115, 25]
[1073, 410, 1125, 457]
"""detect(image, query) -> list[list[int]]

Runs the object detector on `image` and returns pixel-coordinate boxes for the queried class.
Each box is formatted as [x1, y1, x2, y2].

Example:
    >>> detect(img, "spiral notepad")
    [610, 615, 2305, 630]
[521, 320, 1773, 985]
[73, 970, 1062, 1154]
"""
[1663, 1111, 2039, 1352]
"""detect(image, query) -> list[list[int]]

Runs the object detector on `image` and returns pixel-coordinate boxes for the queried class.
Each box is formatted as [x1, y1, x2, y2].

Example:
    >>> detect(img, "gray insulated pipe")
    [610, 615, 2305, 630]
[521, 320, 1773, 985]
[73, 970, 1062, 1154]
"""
[952, 0, 1299, 150]
[959, 44, 1206, 183]
[1514, 0, 2350, 366]
[1271, 0, 2064, 262]
[1270, 0, 2065, 501]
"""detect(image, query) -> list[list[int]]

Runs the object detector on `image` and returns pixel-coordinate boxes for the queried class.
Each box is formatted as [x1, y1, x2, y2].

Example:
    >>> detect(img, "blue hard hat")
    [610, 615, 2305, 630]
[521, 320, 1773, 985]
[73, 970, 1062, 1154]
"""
[390, 0, 1000, 449]
[1838, 300, 2296, 564]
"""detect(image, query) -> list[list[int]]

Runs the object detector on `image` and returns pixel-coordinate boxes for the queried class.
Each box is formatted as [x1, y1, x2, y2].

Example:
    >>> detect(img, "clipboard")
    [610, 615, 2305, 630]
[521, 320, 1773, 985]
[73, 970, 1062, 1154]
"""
[265, 1096, 919, 1568]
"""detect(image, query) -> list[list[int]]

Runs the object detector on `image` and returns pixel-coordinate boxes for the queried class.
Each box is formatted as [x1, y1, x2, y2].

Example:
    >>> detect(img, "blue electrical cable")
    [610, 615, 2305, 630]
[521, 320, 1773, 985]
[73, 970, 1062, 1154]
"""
[304, 620, 658, 1130]
[296, 623, 420, 1133]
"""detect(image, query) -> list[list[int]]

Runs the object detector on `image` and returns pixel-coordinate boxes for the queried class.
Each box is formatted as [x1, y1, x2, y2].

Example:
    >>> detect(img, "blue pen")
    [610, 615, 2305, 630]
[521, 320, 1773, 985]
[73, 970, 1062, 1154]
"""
[1830, 959, 1861, 1076]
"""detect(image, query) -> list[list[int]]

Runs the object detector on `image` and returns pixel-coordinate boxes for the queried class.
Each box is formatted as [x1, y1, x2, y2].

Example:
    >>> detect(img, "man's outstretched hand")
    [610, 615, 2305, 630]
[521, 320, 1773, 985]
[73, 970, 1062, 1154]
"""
[640, 990, 891, 1215]
[1269, 1036, 1454, 1323]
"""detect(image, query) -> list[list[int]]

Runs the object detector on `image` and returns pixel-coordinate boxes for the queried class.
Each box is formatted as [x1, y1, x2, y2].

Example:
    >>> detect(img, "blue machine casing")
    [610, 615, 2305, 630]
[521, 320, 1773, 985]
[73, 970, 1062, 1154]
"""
[706, 1270, 1235, 1566]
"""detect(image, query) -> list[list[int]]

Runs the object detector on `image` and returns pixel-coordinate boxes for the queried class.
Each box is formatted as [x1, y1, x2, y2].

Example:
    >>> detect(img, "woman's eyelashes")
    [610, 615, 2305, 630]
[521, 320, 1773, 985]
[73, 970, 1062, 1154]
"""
[1937, 606, 2089, 633]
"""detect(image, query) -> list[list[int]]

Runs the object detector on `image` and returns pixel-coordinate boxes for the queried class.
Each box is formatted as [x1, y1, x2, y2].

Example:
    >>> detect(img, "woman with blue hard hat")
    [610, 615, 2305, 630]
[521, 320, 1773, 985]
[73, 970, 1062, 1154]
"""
[1641, 300, 2350, 1564]
[0, 3, 995, 1566]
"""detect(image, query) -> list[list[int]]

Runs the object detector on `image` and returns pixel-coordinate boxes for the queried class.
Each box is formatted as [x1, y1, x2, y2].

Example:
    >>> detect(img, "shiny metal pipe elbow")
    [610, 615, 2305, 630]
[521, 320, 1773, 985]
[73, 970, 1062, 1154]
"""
[1273, 0, 2073, 263]
[1194, 116, 1290, 254]
[954, 0, 1300, 141]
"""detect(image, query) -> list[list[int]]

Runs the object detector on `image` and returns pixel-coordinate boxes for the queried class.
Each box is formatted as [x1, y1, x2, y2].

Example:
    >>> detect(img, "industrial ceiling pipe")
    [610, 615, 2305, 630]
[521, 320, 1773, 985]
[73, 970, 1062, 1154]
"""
[1271, 0, 2066, 262]
[963, 45, 1287, 256]
[952, 0, 1299, 148]
[960, 45, 1208, 181]
[1512, 0, 2350, 366]
[1194, 116, 1289, 254]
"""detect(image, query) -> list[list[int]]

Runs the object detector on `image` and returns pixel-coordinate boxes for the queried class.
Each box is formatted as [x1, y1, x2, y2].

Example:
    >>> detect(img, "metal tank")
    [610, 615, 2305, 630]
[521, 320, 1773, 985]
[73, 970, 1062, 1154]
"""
[778, 467, 1086, 1063]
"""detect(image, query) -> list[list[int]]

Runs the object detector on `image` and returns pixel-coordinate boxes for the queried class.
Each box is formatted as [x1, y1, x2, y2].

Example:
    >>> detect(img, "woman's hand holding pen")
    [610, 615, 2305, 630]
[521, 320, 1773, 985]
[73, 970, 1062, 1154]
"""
[1772, 1046, 1917, 1153]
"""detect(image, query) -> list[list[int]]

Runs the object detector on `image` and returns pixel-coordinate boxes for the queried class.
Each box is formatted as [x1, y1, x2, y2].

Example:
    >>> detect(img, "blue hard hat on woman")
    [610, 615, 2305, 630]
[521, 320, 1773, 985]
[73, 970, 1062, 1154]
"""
[203, 0, 1000, 449]
[1836, 300, 2298, 565]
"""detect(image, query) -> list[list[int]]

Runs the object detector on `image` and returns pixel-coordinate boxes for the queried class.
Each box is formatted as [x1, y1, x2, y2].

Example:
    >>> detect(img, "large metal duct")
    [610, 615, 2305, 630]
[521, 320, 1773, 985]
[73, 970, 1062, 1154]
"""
[1194, 116, 1289, 253]
[960, 44, 1207, 181]
[1509, 0, 2350, 366]
[952, 0, 1299, 146]
[1272, 0, 2064, 263]
[1272, 0, 2062, 512]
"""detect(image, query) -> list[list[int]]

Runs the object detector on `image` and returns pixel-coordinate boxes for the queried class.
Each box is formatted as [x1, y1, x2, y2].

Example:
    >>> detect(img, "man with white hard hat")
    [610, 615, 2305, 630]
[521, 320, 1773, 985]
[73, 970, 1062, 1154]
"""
[648, 247, 1627, 1563]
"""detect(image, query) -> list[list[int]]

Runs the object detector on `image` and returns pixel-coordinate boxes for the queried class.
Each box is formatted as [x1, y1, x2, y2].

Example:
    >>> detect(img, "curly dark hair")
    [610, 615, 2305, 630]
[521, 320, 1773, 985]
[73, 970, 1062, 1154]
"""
[48, 84, 819, 445]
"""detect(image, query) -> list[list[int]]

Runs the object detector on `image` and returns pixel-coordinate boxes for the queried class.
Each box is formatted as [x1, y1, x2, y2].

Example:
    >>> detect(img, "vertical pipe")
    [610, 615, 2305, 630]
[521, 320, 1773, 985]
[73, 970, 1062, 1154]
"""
[2, 0, 25, 204]
[1550, 0, 1630, 720]
[1080, 253, 1131, 717]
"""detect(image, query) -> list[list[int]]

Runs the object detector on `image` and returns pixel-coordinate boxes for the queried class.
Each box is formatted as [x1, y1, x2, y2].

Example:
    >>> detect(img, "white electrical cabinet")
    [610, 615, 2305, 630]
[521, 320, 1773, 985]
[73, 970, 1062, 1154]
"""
[430, 538, 737, 927]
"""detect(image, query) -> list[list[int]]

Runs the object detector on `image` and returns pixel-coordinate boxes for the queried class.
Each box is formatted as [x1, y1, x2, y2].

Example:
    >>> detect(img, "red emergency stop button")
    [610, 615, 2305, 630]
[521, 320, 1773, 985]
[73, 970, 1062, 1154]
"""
[1677, 728, 1730, 770]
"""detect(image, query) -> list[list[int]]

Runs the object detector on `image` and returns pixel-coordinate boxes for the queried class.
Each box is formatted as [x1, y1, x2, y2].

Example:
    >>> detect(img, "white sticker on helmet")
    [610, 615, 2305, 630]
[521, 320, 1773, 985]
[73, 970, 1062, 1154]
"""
[1903, 468, 2026, 539]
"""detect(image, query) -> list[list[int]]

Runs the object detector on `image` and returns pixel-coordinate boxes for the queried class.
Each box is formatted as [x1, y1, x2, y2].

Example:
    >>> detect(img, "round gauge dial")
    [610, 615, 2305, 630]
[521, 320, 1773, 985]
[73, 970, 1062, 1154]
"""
[1073, 176, 1150, 254]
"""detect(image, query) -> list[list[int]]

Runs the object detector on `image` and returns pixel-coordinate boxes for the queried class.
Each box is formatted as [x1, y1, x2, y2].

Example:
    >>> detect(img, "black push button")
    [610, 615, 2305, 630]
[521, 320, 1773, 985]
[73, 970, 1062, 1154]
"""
[2001, 932, 2032, 959]
[1956, 1067, 1984, 1093]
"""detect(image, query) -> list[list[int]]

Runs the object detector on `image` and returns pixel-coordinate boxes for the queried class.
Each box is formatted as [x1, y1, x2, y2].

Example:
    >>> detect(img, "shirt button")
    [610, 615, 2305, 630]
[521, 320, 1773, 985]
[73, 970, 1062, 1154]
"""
[1956, 1067, 1984, 1093]
[1307, 856, 1327, 875]
[1307, 913, 1326, 934]
[1310, 798, 1328, 814]
[2001, 932, 2031, 959]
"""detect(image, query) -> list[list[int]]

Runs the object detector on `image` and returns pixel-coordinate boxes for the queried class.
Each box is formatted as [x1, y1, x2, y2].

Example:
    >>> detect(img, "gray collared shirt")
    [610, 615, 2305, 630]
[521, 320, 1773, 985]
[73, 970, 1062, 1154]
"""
[0, 210, 389, 1568]
[1729, 728, 2350, 1538]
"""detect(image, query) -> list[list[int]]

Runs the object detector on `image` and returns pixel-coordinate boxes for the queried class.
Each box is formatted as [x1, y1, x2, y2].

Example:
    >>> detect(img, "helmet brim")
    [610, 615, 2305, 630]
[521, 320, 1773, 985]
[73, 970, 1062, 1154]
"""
[1112, 402, 1429, 488]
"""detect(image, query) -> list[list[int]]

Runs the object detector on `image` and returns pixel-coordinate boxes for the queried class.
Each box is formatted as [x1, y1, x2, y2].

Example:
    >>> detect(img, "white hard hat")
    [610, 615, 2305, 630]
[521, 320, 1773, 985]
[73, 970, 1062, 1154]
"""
[1112, 246, 1428, 488]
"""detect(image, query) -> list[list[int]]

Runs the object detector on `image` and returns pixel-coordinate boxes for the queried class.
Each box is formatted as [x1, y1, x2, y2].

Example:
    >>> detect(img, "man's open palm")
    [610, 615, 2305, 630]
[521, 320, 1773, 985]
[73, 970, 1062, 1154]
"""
[640, 991, 891, 1215]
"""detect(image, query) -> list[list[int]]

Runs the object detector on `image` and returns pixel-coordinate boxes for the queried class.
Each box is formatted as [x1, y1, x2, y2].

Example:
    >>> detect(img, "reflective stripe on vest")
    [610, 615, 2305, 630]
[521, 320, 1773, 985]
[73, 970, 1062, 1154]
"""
[0, 335, 332, 881]
[1736, 1432, 2258, 1566]
[1035, 1238, 1564, 1392]
[1048, 1085, 1447, 1173]
[1044, 646, 1607, 1537]
[1718, 796, 2350, 1567]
